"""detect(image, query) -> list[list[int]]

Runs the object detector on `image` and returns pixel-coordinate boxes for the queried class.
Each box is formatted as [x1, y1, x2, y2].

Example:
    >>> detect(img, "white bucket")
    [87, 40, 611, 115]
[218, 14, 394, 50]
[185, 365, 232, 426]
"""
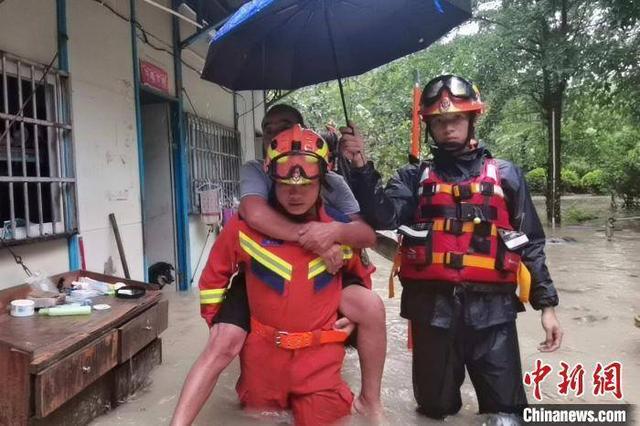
[10, 299, 35, 317]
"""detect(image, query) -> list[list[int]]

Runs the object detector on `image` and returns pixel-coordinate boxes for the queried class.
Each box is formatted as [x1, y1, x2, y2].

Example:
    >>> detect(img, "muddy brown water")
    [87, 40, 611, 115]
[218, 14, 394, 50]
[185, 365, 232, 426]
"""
[93, 199, 639, 425]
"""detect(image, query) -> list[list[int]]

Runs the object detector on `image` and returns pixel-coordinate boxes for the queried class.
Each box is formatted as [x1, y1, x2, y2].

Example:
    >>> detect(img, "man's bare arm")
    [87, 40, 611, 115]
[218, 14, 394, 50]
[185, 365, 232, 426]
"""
[297, 213, 376, 254]
[241, 195, 375, 254]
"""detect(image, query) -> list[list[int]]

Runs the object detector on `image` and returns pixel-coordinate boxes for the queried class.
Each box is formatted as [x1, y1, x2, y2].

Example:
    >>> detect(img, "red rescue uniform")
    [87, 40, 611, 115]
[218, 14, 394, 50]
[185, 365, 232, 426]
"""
[199, 207, 374, 426]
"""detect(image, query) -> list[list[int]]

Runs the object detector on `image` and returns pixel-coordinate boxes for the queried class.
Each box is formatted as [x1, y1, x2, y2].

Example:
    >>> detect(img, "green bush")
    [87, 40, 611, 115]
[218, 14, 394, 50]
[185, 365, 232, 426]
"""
[564, 205, 598, 224]
[561, 169, 583, 193]
[581, 169, 607, 194]
[566, 160, 592, 178]
[526, 168, 546, 194]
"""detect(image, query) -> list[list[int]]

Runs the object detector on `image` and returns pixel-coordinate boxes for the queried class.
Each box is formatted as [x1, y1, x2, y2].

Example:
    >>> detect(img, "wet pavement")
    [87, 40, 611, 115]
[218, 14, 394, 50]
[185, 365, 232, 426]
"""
[92, 223, 640, 425]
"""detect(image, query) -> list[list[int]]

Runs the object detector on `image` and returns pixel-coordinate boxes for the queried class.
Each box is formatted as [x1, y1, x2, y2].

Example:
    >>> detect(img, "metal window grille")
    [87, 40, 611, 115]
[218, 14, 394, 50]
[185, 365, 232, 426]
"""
[0, 51, 77, 242]
[186, 113, 241, 214]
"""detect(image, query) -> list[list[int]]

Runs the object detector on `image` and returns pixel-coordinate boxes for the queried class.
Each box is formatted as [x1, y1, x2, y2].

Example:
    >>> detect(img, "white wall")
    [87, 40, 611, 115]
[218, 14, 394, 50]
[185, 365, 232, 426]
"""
[68, 0, 144, 280]
[136, 0, 176, 97]
[0, 0, 68, 288]
[0, 0, 57, 65]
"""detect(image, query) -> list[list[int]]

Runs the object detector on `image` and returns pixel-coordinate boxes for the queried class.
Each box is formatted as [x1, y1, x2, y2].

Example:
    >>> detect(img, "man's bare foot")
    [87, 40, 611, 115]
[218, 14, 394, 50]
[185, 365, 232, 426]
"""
[352, 395, 384, 422]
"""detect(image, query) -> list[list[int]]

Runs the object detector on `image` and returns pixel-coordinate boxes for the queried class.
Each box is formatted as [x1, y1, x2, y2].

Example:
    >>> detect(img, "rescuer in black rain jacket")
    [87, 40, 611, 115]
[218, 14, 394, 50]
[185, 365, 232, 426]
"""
[339, 74, 563, 419]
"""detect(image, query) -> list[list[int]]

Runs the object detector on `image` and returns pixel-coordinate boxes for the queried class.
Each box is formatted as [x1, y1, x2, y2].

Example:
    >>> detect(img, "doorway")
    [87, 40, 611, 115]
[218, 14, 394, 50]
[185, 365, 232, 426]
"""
[140, 91, 177, 281]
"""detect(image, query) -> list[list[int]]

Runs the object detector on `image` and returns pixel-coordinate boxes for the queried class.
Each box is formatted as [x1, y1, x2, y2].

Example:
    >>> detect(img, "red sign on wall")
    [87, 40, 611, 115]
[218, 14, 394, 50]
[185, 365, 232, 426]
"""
[140, 60, 169, 94]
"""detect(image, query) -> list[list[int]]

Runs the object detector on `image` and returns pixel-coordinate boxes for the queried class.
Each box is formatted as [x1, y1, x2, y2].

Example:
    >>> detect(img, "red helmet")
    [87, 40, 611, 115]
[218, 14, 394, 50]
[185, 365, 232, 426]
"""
[420, 75, 485, 119]
[264, 125, 329, 185]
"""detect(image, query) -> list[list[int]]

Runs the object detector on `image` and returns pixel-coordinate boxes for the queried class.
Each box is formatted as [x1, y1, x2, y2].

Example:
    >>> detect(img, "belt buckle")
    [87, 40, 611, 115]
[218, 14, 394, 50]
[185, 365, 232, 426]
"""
[422, 183, 437, 196]
[480, 182, 494, 196]
[445, 218, 464, 235]
[275, 330, 288, 347]
[453, 184, 472, 201]
[445, 252, 465, 269]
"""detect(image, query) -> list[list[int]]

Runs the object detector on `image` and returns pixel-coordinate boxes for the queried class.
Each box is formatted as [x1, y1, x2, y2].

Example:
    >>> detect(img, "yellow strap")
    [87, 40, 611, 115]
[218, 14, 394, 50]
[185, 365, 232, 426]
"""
[200, 288, 226, 305]
[200, 296, 225, 305]
[200, 289, 226, 297]
[431, 219, 498, 236]
[388, 245, 402, 299]
[308, 245, 353, 279]
[239, 231, 293, 281]
[431, 252, 496, 270]
[517, 262, 531, 303]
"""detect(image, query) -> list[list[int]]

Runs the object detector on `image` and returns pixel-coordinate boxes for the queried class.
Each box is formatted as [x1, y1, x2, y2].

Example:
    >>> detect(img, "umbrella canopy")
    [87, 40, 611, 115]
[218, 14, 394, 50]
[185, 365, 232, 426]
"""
[202, 0, 472, 91]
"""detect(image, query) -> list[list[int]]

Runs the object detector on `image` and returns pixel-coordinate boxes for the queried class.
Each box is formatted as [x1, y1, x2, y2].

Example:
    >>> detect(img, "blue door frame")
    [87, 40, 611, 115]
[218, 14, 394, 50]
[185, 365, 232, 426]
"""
[171, 0, 192, 291]
[56, 0, 82, 271]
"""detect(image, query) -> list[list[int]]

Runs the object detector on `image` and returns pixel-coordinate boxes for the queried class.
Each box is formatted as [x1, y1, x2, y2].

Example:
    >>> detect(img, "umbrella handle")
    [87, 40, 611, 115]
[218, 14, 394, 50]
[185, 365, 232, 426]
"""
[337, 77, 349, 125]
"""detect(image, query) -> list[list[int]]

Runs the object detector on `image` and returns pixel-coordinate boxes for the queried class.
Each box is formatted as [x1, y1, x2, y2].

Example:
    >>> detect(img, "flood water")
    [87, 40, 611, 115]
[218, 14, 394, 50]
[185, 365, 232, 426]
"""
[93, 197, 640, 425]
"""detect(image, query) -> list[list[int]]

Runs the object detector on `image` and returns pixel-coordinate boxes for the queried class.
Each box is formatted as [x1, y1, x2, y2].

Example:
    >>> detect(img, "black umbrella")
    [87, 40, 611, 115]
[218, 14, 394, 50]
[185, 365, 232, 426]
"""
[202, 0, 472, 123]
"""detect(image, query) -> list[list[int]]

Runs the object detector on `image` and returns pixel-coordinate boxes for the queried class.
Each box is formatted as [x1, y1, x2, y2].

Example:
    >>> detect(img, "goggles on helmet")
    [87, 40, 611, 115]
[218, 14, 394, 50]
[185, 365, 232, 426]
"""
[422, 75, 478, 105]
[420, 75, 484, 120]
[269, 152, 326, 185]
[264, 125, 329, 184]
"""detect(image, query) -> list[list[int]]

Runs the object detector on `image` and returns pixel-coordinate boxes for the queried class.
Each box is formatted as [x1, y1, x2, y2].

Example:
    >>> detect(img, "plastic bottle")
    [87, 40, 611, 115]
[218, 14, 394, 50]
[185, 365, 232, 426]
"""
[38, 305, 92, 316]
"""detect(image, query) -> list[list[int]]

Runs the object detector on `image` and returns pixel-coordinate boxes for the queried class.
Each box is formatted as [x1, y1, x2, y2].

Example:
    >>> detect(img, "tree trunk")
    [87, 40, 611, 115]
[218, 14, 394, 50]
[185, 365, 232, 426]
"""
[544, 94, 563, 225]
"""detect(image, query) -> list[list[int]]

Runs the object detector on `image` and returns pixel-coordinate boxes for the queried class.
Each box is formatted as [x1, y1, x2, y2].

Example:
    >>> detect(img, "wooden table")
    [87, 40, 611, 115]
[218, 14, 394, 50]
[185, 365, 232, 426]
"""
[0, 271, 169, 425]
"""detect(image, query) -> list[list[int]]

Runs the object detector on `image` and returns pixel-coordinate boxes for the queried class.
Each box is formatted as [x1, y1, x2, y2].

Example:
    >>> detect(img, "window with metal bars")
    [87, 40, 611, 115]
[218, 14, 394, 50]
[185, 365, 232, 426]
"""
[186, 113, 241, 214]
[0, 52, 77, 243]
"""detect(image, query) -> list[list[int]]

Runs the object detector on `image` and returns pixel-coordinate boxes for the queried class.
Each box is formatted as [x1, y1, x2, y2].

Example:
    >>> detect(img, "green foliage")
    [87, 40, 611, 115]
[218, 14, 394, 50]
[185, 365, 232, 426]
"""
[563, 89, 640, 205]
[281, 1, 640, 211]
[526, 168, 547, 194]
[564, 205, 598, 224]
[484, 97, 546, 171]
[287, 34, 498, 179]
[605, 137, 640, 207]
[581, 170, 606, 194]
[561, 169, 582, 193]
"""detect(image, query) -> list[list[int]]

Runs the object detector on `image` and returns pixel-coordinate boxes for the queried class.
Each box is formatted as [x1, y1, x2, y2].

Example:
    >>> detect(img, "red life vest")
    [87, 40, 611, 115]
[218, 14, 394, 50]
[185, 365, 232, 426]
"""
[398, 158, 520, 285]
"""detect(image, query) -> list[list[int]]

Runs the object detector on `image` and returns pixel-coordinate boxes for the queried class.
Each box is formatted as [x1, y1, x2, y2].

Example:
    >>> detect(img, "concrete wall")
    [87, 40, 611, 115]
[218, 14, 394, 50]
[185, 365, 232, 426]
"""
[136, 0, 176, 97]
[0, 0, 57, 65]
[0, 0, 68, 287]
[68, 0, 145, 281]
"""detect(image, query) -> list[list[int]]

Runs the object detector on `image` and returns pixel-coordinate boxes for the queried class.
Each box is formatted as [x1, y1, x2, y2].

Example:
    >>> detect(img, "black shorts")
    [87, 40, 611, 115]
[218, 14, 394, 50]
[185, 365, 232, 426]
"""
[212, 271, 367, 332]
